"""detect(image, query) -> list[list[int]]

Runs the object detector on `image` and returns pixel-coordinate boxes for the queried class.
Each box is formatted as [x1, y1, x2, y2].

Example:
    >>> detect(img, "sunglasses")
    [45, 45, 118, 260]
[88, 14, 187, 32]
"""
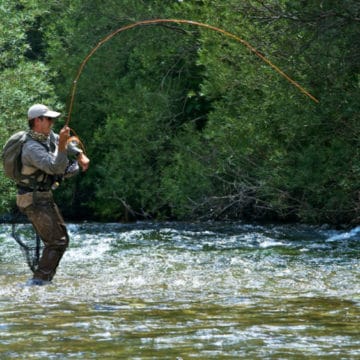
[39, 116, 55, 122]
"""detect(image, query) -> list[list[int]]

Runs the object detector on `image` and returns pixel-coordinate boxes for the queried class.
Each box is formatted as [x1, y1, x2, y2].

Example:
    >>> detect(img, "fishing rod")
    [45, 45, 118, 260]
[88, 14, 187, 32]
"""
[65, 18, 319, 127]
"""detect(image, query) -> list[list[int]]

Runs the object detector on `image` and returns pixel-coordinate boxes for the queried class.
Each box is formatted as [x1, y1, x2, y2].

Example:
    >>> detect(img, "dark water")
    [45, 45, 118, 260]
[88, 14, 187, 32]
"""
[0, 222, 359, 359]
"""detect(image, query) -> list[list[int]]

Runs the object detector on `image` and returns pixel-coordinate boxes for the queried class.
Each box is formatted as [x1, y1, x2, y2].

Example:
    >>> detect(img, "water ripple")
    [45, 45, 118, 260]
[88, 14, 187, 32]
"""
[0, 222, 359, 359]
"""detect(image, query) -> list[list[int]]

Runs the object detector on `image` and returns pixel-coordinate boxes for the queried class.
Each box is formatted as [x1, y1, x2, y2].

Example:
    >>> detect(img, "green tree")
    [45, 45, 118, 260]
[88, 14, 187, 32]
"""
[46, 0, 213, 220]
[3, 0, 358, 225]
[193, 0, 360, 223]
[0, 1, 59, 214]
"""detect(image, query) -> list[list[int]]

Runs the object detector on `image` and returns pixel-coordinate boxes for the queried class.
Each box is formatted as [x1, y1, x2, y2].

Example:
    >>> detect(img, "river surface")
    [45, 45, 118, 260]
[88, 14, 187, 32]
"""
[0, 221, 359, 359]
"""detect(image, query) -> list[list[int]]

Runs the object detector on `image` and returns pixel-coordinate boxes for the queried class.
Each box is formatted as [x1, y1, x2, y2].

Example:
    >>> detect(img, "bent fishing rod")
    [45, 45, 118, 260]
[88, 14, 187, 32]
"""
[65, 18, 319, 128]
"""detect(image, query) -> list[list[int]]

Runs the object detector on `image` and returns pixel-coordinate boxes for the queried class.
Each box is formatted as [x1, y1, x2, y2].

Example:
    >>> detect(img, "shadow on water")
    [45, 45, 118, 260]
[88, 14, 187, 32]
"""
[0, 222, 359, 359]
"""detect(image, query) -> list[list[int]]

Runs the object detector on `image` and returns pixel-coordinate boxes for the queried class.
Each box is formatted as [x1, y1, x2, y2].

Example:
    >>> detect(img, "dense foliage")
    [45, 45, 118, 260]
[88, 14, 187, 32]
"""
[1, 0, 359, 224]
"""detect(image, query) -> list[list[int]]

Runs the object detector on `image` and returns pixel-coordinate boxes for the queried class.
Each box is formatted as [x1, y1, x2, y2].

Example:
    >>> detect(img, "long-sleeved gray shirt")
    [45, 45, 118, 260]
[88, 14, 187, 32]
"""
[21, 132, 68, 180]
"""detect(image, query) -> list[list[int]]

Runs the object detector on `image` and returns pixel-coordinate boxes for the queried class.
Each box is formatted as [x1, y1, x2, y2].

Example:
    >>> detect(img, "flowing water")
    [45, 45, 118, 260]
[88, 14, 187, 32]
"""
[0, 221, 359, 359]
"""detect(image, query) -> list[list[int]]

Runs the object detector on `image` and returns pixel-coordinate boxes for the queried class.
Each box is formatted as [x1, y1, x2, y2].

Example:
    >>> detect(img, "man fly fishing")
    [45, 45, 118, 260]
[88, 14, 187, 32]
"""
[15, 104, 90, 285]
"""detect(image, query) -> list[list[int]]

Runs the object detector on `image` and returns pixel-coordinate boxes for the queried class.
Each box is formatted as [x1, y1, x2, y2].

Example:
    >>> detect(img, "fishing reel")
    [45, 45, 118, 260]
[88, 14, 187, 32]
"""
[67, 135, 84, 158]
[65, 135, 85, 177]
[51, 135, 85, 190]
[67, 130, 90, 172]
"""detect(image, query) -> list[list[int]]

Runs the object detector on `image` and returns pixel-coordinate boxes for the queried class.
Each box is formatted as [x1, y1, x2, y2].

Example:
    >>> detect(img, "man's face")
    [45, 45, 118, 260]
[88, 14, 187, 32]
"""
[38, 116, 54, 135]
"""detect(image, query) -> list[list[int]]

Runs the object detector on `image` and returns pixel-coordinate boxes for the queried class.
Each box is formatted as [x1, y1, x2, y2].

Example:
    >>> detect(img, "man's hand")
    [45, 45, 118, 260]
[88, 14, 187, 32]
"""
[59, 126, 71, 152]
[77, 153, 90, 172]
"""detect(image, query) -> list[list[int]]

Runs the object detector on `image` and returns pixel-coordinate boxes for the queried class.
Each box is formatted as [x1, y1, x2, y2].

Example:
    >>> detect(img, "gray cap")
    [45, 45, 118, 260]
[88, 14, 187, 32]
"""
[28, 104, 61, 120]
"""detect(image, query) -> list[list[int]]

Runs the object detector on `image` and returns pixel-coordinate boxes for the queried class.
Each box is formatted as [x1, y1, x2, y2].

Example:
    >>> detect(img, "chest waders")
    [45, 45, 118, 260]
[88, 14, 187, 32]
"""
[12, 134, 68, 281]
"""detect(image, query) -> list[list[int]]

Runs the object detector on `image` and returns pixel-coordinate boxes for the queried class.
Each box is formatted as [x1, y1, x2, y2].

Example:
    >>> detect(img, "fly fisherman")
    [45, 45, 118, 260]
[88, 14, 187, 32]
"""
[17, 104, 90, 285]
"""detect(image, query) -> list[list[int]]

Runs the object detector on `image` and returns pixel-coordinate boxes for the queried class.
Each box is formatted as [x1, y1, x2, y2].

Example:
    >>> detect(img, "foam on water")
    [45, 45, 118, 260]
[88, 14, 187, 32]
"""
[326, 225, 360, 242]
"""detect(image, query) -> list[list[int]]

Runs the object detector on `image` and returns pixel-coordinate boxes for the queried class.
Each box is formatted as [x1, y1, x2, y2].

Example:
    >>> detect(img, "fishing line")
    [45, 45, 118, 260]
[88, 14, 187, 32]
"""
[65, 18, 319, 127]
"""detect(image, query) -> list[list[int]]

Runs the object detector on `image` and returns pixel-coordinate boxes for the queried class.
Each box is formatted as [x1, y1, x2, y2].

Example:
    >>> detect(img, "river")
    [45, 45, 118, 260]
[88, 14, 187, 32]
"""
[0, 221, 359, 359]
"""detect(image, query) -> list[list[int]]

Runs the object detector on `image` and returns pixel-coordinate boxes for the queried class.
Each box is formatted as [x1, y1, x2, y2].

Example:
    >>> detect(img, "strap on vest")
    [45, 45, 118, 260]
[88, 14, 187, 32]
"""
[17, 132, 58, 193]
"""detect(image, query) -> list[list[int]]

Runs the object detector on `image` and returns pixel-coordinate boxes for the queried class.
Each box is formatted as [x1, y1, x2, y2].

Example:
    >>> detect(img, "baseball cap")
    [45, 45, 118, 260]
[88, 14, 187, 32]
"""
[28, 104, 61, 120]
